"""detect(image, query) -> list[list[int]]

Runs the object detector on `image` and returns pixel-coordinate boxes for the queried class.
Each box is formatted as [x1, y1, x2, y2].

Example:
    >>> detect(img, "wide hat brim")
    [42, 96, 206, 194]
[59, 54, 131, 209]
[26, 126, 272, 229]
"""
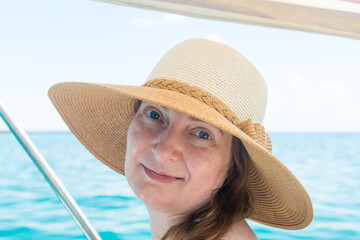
[49, 81, 313, 230]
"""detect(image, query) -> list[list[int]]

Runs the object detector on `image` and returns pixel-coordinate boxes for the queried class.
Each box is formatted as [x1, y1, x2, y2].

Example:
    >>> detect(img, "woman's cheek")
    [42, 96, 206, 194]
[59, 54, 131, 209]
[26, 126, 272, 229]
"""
[188, 149, 228, 188]
[125, 118, 155, 182]
[125, 119, 143, 177]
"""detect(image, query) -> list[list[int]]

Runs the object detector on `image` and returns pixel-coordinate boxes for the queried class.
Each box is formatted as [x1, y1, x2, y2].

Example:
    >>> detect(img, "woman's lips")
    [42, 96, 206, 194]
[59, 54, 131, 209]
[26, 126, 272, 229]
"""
[142, 164, 182, 183]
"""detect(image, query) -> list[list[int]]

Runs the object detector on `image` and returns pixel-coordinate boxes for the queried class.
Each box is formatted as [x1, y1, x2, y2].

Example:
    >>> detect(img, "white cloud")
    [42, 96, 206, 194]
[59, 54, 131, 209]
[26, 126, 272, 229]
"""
[205, 34, 224, 43]
[286, 73, 354, 105]
[132, 17, 154, 27]
[163, 13, 188, 23]
[265, 72, 359, 132]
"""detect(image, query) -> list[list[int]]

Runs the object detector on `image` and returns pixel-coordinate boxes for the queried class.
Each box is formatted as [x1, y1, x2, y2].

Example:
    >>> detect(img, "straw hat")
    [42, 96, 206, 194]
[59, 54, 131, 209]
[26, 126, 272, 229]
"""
[48, 38, 313, 230]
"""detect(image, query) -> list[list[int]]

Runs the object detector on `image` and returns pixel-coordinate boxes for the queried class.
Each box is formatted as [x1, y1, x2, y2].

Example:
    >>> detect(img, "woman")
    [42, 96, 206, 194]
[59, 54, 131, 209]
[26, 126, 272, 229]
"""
[49, 38, 313, 239]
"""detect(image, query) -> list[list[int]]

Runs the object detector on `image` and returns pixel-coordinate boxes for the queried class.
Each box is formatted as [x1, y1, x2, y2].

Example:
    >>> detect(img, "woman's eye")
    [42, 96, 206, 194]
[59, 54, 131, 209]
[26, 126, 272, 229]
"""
[146, 110, 162, 120]
[195, 130, 211, 140]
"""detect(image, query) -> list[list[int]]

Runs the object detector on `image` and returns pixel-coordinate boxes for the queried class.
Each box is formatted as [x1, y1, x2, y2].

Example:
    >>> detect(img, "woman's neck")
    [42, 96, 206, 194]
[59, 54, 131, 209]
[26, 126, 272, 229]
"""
[147, 206, 183, 240]
[147, 207, 258, 240]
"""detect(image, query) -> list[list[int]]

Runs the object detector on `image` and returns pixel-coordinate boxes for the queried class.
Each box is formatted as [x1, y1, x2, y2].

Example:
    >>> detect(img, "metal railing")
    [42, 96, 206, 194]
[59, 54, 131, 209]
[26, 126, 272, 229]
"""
[0, 100, 102, 240]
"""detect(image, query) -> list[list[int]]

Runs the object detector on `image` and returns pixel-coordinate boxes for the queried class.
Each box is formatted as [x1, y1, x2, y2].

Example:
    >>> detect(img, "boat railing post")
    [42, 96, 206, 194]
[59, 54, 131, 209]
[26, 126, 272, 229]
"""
[0, 100, 102, 240]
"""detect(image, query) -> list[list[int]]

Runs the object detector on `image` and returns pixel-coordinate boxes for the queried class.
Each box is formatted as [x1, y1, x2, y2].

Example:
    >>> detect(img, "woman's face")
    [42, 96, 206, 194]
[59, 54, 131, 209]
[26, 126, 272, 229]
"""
[125, 101, 233, 214]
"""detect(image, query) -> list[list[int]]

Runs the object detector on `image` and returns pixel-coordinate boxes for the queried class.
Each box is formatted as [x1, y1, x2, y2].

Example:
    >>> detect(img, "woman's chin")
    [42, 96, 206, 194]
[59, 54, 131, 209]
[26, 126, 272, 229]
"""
[135, 186, 206, 215]
[133, 182, 178, 210]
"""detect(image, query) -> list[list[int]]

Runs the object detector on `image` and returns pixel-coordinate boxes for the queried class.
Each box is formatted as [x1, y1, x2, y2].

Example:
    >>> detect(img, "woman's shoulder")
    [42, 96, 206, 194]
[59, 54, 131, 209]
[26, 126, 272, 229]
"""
[221, 219, 258, 240]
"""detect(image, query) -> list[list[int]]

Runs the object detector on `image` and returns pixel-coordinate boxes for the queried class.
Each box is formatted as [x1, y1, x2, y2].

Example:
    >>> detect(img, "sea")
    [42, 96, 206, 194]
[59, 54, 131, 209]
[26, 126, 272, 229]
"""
[0, 132, 359, 239]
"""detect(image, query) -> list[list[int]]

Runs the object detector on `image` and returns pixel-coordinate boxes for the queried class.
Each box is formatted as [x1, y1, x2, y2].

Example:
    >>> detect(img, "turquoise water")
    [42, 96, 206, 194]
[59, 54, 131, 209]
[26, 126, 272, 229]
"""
[1, 132, 359, 239]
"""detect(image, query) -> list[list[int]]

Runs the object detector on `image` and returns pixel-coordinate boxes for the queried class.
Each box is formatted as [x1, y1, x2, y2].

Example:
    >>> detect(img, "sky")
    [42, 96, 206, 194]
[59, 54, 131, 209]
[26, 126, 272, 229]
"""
[1, 0, 360, 132]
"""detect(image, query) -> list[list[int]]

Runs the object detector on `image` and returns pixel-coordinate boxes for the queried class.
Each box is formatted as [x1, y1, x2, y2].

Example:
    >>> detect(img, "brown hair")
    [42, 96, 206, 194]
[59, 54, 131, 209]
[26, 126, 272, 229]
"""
[134, 100, 253, 240]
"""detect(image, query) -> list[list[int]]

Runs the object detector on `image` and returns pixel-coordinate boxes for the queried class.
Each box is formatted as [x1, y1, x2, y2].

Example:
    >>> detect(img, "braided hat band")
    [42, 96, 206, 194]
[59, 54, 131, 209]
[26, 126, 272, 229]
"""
[144, 79, 272, 153]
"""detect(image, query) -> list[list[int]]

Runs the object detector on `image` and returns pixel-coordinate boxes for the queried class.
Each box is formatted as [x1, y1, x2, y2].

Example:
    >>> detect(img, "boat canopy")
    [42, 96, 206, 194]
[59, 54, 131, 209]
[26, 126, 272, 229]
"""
[99, 0, 360, 40]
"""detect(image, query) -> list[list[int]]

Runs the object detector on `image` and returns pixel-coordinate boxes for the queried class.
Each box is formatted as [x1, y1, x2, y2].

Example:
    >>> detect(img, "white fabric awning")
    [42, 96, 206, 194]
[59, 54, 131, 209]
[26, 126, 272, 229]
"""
[99, 0, 360, 40]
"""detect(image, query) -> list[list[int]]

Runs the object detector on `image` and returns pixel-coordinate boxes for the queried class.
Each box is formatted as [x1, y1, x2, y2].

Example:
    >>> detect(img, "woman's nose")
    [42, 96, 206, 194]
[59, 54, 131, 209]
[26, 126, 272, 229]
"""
[151, 127, 183, 163]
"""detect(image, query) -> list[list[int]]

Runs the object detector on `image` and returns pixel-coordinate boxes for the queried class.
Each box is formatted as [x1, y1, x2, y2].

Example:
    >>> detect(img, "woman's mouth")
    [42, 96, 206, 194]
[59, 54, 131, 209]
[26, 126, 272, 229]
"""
[142, 164, 182, 183]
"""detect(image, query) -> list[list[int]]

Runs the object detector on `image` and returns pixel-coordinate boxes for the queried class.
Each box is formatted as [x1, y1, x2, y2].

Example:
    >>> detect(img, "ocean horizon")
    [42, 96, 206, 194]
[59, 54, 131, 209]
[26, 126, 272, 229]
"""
[1, 131, 359, 239]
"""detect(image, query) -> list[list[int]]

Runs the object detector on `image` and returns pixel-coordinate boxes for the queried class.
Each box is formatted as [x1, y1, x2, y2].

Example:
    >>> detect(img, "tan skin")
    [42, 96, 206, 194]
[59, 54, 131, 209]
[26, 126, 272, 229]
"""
[125, 101, 257, 240]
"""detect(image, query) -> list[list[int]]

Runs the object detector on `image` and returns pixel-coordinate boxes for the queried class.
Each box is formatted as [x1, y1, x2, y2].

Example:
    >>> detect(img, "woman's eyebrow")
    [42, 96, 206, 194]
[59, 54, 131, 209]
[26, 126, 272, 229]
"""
[187, 115, 224, 136]
[187, 115, 204, 122]
[159, 105, 169, 113]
